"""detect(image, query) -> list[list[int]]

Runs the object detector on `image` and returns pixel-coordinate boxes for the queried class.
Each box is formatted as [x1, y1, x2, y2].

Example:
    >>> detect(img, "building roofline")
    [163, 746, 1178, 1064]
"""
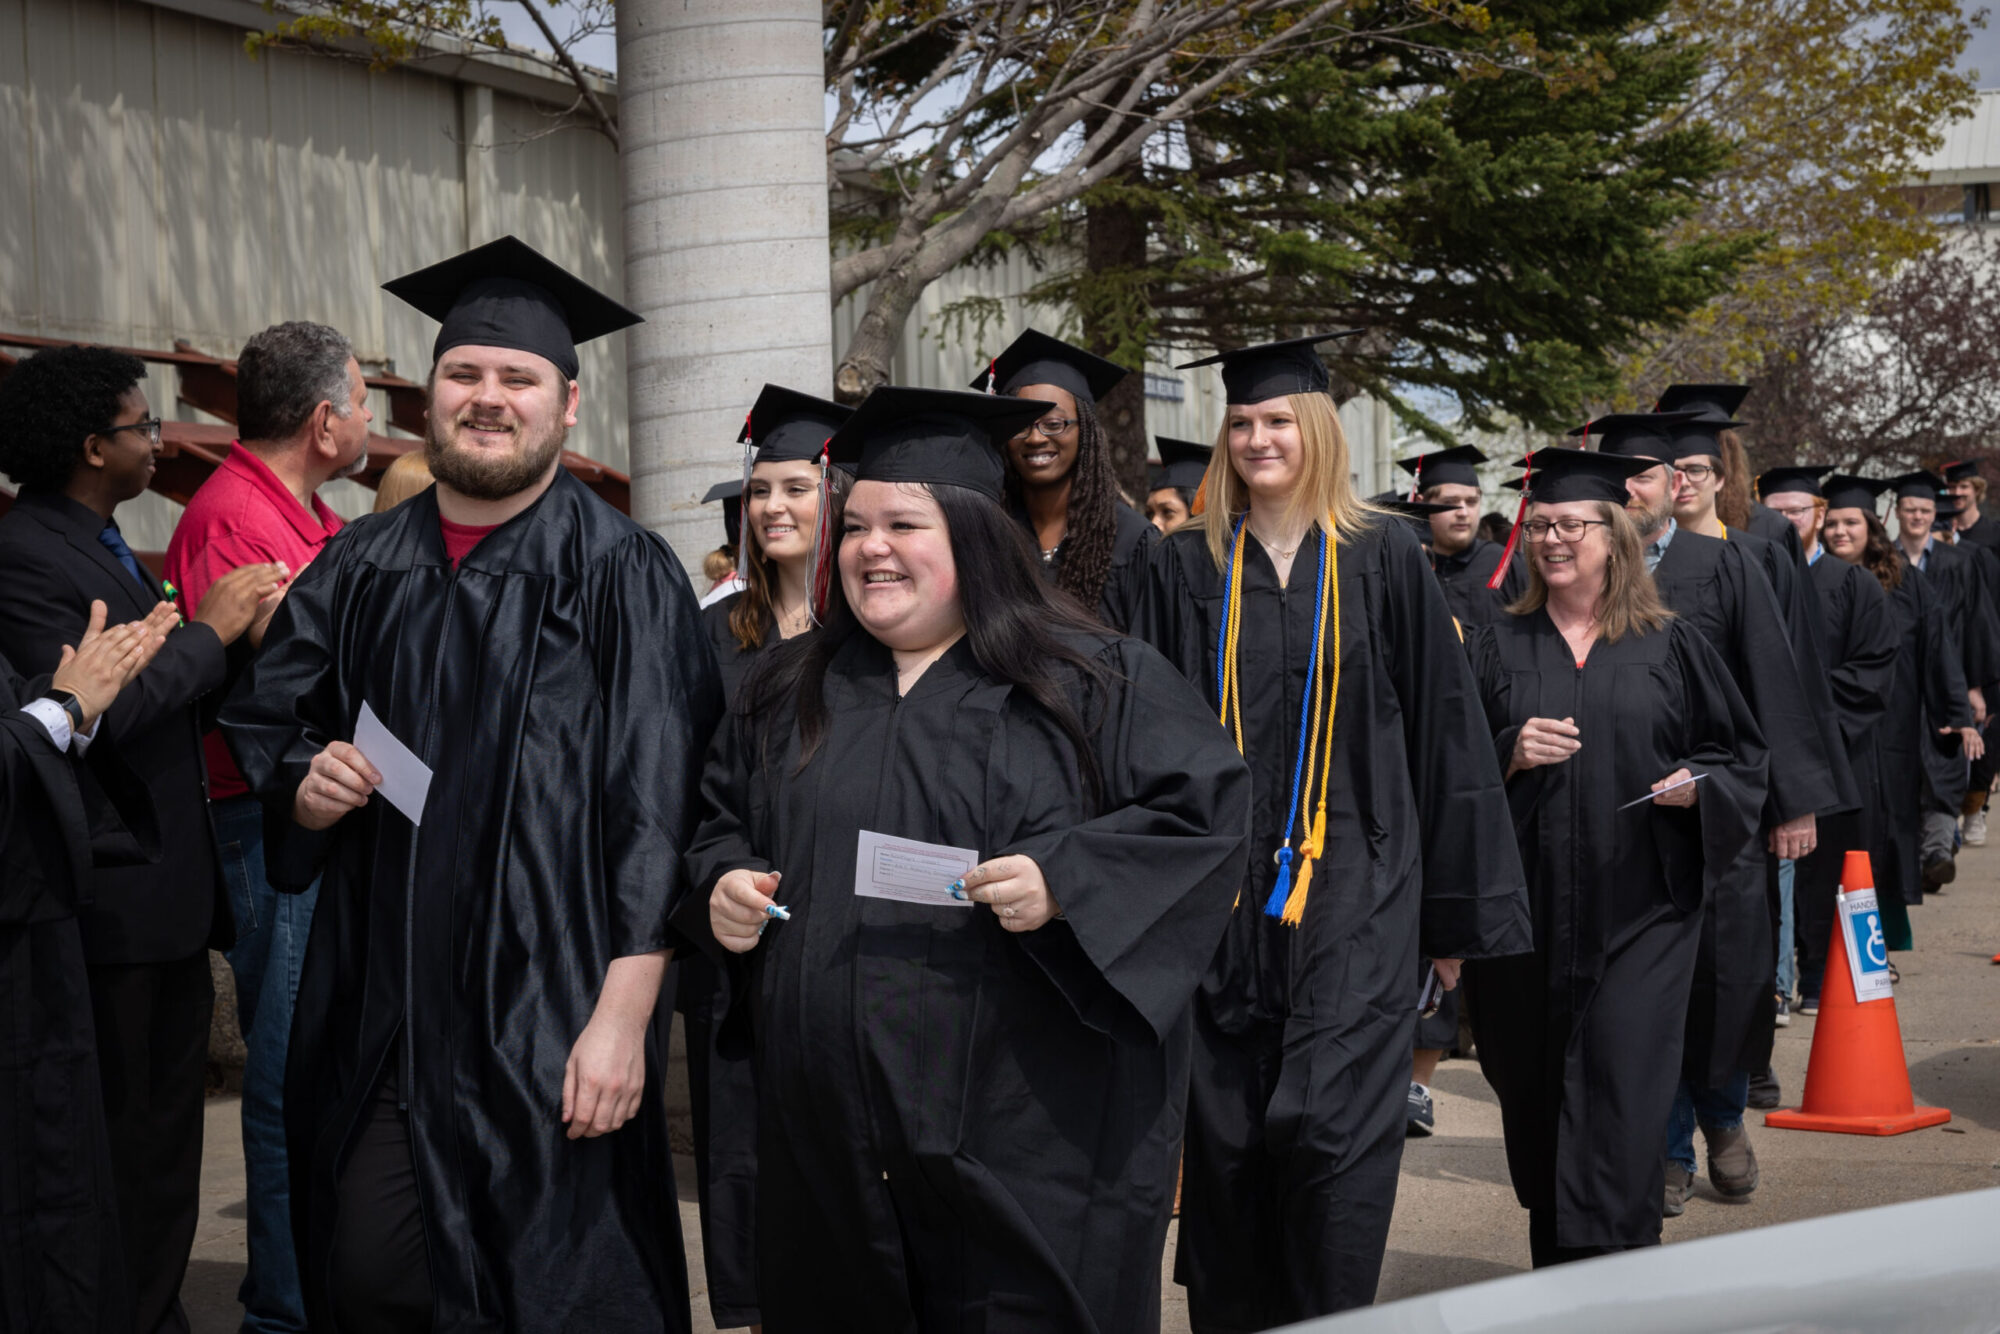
[137, 0, 618, 115]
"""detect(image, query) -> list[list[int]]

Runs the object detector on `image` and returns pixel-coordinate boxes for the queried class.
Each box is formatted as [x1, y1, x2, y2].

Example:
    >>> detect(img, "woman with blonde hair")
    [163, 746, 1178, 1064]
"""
[1461, 448, 1767, 1266]
[1135, 334, 1531, 1327]
[371, 449, 433, 512]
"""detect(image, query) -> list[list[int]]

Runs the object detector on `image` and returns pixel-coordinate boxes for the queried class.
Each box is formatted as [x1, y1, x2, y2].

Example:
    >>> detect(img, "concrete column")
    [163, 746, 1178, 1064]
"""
[460, 84, 498, 249]
[618, 0, 830, 571]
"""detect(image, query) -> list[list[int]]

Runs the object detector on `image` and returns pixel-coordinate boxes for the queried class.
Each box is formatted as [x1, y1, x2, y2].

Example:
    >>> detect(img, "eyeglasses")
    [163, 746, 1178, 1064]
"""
[1012, 417, 1078, 441]
[100, 417, 164, 446]
[1676, 463, 1716, 482]
[1524, 517, 1611, 543]
[1767, 503, 1816, 519]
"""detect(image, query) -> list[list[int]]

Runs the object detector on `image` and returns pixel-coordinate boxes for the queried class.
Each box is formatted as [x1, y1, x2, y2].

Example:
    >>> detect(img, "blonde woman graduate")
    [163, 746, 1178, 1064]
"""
[1133, 334, 1531, 1328]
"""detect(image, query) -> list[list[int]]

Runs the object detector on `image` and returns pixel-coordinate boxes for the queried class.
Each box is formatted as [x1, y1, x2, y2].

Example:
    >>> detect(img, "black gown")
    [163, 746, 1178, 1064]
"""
[1873, 565, 1969, 911]
[1462, 614, 1765, 1254]
[1648, 528, 1839, 1086]
[1792, 554, 1898, 989]
[686, 590, 779, 1327]
[1906, 544, 1987, 823]
[1431, 536, 1528, 628]
[675, 629, 1252, 1333]
[1956, 512, 2000, 560]
[1, 663, 154, 1334]
[220, 474, 723, 1332]
[1742, 502, 1801, 552]
[1022, 499, 1158, 632]
[1134, 518, 1531, 1326]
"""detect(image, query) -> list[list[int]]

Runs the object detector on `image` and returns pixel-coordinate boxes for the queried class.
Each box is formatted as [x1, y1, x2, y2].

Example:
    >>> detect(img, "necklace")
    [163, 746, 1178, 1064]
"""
[1248, 525, 1303, 560]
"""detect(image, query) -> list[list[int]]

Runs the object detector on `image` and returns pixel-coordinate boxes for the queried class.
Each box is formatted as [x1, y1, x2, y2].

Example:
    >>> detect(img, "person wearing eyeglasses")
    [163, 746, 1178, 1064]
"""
[975, 329, 1158, 632]
[1461, 447, 1766, 1268]
[1590, 412, 1841, 1218]
[0, 344, 286, 1333]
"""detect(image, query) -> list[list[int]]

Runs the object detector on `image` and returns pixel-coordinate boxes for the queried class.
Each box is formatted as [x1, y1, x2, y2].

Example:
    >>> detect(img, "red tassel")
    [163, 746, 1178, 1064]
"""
[1488, 448, 1533, 589]
[808, 441, 836, 624]
[986, 358, 998, 394]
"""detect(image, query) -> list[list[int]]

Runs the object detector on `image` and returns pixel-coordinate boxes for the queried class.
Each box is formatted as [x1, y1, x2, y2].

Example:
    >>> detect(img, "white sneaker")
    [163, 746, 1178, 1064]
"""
[1966, 811, 1988, 847]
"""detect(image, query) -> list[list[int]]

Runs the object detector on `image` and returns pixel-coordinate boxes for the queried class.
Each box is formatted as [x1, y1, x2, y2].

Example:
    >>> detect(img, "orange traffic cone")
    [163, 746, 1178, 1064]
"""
[1766, 851, 1950, 1136]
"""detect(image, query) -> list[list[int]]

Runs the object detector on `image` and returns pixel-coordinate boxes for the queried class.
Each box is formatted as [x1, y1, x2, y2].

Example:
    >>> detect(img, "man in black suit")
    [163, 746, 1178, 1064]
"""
[0, 345, 284, 1334]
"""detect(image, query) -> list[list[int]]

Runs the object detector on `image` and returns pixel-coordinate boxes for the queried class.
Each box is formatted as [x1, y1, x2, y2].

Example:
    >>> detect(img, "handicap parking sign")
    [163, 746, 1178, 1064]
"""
[1837, 886, 1895, 1003]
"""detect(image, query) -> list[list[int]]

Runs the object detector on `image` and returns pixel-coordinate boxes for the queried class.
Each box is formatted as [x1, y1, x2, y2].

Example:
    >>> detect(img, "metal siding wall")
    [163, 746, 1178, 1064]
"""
[0, 0, 623, 548]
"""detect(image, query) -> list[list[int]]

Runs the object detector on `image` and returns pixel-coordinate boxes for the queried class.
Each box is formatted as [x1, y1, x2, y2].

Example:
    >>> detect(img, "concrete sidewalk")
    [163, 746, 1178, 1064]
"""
[183, 852, 1999, 1331]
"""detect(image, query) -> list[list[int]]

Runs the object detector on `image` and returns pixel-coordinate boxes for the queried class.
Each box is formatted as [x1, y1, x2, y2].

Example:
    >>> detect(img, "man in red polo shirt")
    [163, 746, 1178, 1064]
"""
[164, 320, 371, 1334]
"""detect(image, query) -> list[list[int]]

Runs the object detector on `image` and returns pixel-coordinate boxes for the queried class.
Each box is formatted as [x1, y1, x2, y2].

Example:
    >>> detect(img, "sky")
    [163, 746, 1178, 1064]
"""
[1962, 3, 2000, 86]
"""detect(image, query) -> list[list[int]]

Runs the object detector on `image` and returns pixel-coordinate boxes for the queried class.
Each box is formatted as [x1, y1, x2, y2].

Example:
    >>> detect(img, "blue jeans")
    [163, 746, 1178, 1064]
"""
[217, 796, 319, 1333]
[1665, 1072, 1751, 1173]
[1776, 858, 1796, 1000]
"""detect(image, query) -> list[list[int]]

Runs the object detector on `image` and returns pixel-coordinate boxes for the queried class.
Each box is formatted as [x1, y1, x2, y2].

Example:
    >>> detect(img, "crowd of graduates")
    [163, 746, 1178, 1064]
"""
[1, 234, 1987, 1334]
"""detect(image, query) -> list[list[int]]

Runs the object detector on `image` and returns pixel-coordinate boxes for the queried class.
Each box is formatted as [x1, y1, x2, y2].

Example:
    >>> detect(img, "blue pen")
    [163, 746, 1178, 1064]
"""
[764, 903, 792, 921]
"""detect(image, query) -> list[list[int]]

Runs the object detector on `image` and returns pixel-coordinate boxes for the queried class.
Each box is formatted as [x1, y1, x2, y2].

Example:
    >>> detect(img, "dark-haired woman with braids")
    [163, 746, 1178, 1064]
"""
[1819, 479, 1970, 980]
[1134, 335, 1529, 1327]
[674, 386, 1251, 1333]
[976, 329, 1158, 631]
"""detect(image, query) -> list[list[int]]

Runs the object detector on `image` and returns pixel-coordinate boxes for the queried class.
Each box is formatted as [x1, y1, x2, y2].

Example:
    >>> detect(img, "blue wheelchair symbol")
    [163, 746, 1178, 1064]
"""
[1851, 908, 1889, 974]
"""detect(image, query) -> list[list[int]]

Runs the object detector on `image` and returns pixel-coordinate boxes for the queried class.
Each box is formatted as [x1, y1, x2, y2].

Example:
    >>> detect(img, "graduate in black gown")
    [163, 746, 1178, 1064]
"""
[1591, 412, 1839, 1209]
[695, 478, 746, 609]
[1654, 384, 1803, 555]
[2, 603, 171, 1334]
[1461, 449, 1766, 1266]
[1764, 474, 1898, 1006]
[676, 386, 1252, 1333]
[687, 383, 850, 1328]
[221, 237, 723, 1333]
[1395, 443, 1526, 626]
[1819, 485, 1970, 959]
[1885, 472, 1994, 892]
[1135, 335, 1531, 1327]
[1934, 482, 2000, 844]
[974, 329, 1157, 630]
[1145, 435, 1211, 535]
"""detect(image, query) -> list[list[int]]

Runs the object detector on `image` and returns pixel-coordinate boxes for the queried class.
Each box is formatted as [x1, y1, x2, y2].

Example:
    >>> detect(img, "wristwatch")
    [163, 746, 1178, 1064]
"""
[43, 687, 87, 734]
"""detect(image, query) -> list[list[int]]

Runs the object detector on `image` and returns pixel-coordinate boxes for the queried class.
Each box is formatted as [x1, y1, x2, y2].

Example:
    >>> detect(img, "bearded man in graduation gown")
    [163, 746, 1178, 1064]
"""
[1593, 413, 1841, 1208]
[221, 236, 724, 1333]
[1395, 444, 1525, 627]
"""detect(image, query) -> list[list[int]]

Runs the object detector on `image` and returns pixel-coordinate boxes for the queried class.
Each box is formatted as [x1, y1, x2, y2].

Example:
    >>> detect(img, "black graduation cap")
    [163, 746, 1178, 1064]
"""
[702, 478, 743, 547]
[1756, 465, 1833, 499]
[1943, 460, 1983, 485]
[1576, 411, 1702, 461]
[1149, 436, 1213, 493]
[737, 383, 852, 466]
[384, 235, 641, 380]
[1369, 490, 1455, 518]
[1396, 444, 1487, 491]
[1935, 490, 1964, 519]
[1517, 448, 1654, 504]
[971, 328, 1129, 406]
[1654, 383, 1750, 423]
[1885, 470, 1945, 501]
[1176, 331, 1362, 404]
[1822, 474, 1885, 513]
[824, 387, 1053, 502]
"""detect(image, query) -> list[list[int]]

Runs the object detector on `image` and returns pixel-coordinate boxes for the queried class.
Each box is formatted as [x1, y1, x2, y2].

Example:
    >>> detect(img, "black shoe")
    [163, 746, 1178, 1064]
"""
[1923, 854, 1956, 889]
[1774, 993, 1791, 1027]
[1406, 1081, 1435, 1138]
[1798, 993, 1819, 1016]
[1664, 1162, 1693, 1217]
[1747, 1065, 1781, 1110]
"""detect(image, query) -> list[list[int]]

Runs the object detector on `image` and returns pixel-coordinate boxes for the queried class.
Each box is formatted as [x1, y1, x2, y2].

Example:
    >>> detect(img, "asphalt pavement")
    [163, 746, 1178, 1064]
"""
[183, 846, 1999, 1332]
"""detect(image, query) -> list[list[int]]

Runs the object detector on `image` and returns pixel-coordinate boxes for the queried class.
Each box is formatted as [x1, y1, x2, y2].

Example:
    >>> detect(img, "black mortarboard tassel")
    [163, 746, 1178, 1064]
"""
[1756, 465, 1833, 500]
[1396, 443, 1487, 495]
[1822, 474, 1885, 513]
[825, 387, 1053, 502]
[1517, 448, 1655, 505]
[737, 384, 853, 466]
[1151, 436, 1214, 493]
[1886, 470, 1946, 501]
[972, 328, 1129, 406]
[1176, 331, 1363, 405]
[1654, 383, 1751, 423]
[383, 235, 641, 380]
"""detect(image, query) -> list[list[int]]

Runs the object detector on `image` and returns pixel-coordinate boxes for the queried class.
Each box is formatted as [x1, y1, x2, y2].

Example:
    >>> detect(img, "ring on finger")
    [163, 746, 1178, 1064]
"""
[1003, 906, 1016, 918]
